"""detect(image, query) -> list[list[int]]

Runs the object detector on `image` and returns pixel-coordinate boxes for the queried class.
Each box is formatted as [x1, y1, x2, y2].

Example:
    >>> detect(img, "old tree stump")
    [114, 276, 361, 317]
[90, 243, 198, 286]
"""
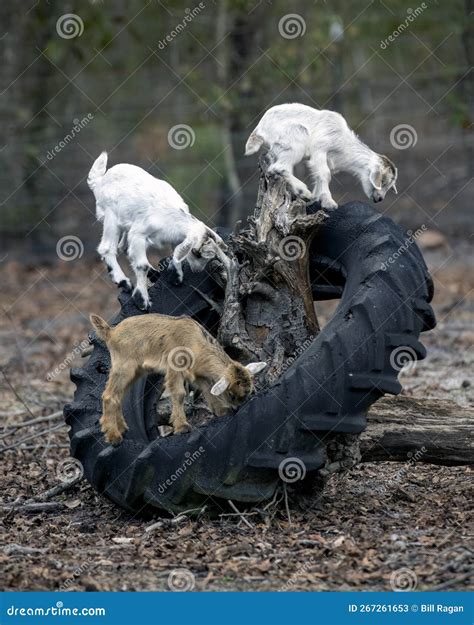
[218, 166, 326, 381]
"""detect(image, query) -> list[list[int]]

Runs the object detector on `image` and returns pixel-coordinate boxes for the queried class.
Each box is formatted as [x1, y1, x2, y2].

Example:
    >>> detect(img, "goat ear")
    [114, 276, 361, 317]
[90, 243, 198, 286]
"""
[174, 239, 193, 262]
[369, 170, 382, 190]
[211, 376, 230, 396]
[245, 361, 267, 375]
[392, 183, 398, 194]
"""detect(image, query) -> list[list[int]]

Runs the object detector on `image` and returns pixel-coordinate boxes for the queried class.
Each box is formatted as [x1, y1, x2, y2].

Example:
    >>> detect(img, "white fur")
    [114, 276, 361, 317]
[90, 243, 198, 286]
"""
[88, 152, 229, 310]
[245, 103, 398, 210]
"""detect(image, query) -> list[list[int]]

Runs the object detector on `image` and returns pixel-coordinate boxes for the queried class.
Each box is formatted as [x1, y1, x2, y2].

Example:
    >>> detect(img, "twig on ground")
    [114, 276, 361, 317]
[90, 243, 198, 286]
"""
[3, 544, 48, 556]
[1, 370, 36, 419]
[144, 520, 164, 533]
[1, 501, 64, 513]
[2, 307, 27, 375]
[219, 511, 261, 519]
[430, 569, 474, 591]
[282, 483, 292, 527]
[227, 500, 254, 529]
[13, 444, 70, 449]
[0, 423, 66, 453]
[144, 505, 207, 533]
[37, 475, 82, 501]
[3, 411, 63, 430]
[172, 505, 207, 524]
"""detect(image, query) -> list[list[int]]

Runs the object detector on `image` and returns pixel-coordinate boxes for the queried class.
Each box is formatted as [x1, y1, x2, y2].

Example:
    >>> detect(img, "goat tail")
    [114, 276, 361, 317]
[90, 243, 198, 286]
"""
[244, 131, 264, 156]
[89, 314, 111, 342]
[87, 151, 108, 191]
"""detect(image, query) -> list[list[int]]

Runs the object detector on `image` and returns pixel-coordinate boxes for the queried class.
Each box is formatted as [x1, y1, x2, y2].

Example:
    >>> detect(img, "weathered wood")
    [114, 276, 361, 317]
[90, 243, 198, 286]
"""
[361, 396, 474, 466]
[218, 163, 327, 381]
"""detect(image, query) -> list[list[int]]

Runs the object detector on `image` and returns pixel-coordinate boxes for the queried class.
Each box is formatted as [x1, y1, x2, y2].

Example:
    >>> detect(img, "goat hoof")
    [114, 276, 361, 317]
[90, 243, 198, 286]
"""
[102, 426, 124, 446]
[170, 274, 183, 287]
[294, 187, 313, 202]
[321, 200, 338, 211]
[147, 267, 160, 283]
[174, 422, 192, 435]
[118, 279, 133, 293]
[132, 290, 151, 312]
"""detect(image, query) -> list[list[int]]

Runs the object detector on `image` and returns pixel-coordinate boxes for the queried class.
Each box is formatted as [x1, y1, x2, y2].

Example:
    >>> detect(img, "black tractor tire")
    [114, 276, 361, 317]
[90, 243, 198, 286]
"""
[64, 202, 435, 515]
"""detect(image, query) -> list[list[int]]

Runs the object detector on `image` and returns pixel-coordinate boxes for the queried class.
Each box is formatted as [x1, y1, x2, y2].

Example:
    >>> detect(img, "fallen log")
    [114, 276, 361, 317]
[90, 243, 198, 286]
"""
[361, 396, 473, 466]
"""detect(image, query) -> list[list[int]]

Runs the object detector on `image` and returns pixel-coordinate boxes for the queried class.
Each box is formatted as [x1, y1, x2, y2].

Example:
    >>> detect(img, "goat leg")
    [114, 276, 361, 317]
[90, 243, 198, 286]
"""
[165, 370, 192, 434]
[100, 368, 137, 445]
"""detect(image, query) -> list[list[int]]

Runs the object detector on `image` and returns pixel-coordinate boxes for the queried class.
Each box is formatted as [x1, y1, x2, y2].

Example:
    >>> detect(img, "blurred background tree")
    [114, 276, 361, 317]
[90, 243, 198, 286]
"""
[0, 0, 471, 258]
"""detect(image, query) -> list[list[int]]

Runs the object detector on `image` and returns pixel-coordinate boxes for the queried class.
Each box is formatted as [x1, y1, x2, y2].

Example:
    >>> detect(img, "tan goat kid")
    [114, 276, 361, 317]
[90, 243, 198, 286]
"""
[90, 313, 267, 445]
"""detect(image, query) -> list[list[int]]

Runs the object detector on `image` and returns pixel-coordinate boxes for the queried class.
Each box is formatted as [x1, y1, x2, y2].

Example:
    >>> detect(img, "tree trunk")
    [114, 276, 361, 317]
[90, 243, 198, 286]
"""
[362, 396, 474, 466]
[218, 162, 326, 381]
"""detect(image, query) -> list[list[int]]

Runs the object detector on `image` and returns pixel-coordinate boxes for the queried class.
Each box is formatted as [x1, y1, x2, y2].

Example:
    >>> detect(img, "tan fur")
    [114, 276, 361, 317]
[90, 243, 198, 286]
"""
[90, 313, 264, 445]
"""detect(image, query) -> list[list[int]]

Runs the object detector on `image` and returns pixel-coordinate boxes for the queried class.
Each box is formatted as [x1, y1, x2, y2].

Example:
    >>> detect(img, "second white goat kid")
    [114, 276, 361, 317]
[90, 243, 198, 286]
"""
[245, 103, 398, 210]
[88, 152, 229, 311]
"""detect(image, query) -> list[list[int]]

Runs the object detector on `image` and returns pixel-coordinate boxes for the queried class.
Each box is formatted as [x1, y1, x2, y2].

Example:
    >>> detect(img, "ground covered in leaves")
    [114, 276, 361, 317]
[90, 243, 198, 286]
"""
[1, 239, 473, 592]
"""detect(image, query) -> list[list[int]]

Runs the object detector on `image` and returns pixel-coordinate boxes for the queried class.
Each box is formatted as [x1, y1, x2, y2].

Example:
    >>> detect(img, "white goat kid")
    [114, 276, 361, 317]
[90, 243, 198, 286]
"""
[88, 152, 229, 311]
[245, 103, 398, 211]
